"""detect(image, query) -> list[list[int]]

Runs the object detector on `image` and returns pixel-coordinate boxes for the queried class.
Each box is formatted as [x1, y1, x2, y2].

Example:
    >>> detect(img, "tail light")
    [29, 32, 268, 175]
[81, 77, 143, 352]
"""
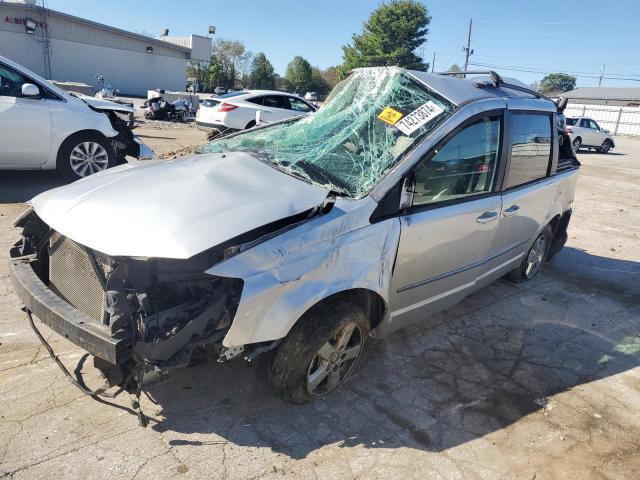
[218, 103, 238, 112]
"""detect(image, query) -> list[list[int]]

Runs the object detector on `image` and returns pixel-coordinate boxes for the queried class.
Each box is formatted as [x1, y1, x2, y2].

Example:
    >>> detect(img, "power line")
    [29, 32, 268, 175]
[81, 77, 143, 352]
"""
[475, 20, 640, 26]
[475, 30, 640, 38]
[469, 61, 640, 78]
[472, 53, 640, 67]
[468, 62, 640, 82]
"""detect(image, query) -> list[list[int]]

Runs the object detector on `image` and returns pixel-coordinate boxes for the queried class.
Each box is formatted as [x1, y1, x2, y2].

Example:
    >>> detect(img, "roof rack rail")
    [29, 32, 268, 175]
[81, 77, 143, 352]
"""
[435, 70, 553, 102]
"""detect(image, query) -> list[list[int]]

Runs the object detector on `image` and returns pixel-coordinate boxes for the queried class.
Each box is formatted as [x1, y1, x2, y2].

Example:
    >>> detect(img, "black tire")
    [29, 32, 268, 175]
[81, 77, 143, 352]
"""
[269, 299, 370, 404]
[245, 120, 256, 130]
[572, 137, 581, 152]
[599, 139, 612, 153]
[56, 132, 115, 182]
[507, 224, 553, 283]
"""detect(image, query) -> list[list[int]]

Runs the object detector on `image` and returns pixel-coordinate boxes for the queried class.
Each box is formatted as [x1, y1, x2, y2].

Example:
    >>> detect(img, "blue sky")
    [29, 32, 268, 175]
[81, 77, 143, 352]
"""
[49, 0, 640, 87]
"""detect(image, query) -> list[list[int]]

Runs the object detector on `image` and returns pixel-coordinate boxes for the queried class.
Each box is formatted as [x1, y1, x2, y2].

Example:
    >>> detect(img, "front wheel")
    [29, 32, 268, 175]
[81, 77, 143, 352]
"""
[599, 139, 612, 153]
[269, 300, 369, 403]
[572, 137, 581, 152]
[56, 133, 115, 182]
[507, 225, 553, 283]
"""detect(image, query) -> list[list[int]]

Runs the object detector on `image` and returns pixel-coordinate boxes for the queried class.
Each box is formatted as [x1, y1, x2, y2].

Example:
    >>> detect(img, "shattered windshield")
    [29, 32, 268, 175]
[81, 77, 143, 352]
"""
[200, 67, 454, 198]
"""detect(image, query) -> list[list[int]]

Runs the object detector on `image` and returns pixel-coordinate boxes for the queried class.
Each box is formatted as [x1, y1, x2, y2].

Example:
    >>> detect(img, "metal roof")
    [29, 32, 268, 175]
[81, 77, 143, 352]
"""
[562, 87, 640, 102]
[409, 70, 549, 106]
[0, 1, 191, 53]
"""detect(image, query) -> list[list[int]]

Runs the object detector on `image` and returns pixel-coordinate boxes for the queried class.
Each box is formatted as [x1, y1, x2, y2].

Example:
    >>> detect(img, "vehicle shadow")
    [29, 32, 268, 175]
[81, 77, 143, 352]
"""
[0, 171, 65, 204]
[146, 247, 640, 458]
[577, 150, 625, 156]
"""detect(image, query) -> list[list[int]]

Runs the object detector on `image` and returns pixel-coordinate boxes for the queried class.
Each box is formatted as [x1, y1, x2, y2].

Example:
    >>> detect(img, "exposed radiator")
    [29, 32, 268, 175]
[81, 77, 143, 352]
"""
[49, 233, 107, 323]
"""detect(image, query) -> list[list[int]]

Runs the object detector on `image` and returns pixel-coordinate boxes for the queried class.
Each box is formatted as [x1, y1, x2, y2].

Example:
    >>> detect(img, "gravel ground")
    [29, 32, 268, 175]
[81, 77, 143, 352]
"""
[0, 133, 638, 480]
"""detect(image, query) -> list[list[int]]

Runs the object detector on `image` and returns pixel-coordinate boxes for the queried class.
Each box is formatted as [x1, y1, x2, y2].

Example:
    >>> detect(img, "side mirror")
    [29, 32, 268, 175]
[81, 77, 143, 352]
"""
[21, 83, 40, 97]
[399, 176, 415, 209]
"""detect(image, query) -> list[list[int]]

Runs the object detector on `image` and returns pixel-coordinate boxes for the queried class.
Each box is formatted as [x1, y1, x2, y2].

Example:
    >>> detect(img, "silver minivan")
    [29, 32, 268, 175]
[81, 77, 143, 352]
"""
[11, 67, 579, 406]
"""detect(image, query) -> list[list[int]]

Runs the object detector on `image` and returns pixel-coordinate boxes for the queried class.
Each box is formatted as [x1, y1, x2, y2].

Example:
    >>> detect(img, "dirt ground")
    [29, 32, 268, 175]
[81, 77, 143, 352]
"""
[0, 130, 638, 479]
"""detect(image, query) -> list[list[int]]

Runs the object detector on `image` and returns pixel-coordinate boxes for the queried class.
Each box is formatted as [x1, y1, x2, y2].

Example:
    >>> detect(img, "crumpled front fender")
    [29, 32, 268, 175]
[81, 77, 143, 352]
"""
[207, 202, 400, 348]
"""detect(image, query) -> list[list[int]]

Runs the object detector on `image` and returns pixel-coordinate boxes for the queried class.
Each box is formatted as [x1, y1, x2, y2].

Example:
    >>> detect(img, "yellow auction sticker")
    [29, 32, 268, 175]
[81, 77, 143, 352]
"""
[377, 107, 403, 125]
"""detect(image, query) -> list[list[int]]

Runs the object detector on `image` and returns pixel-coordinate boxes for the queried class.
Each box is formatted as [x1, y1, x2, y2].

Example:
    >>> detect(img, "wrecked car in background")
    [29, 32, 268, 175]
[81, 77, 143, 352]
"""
[10, 66, 579, 406]
[0, 55, 153, 181]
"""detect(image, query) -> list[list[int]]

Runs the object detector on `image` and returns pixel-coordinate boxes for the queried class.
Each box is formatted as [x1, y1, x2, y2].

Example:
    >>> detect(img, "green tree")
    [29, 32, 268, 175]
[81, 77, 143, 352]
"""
[309, 66, 330, 95]
[212, 39, 253, 89]
[321, 66, 339, 90]
[447, 64, 464, 78]
[285, 56, 313, 94]
[539, 73, 576, 94]
[338, 0, 431, 79]
[249, 53, 276, 89]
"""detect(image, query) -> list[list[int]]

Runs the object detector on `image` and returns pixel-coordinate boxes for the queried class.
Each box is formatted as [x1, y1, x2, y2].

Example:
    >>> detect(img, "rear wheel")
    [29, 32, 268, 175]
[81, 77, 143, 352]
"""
[245, 120, 256, 130]
[269, 300, 369, 403]
[507, 225, 553, 283]
[56, 132, 115, 182]
[572, 137, 581, 152]
[599, 139, 612, 153]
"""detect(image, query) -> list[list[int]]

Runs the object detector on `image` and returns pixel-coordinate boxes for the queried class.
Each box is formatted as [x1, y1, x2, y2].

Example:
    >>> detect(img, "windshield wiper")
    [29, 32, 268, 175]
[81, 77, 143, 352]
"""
[292, 160, 352, 196]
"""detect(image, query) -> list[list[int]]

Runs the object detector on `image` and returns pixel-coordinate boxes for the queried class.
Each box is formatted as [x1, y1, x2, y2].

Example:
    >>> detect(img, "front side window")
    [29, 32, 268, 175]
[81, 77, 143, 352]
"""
[288, 97, 312, 112]
[202, 68, 454, 197]
[0, 64, 31, 97]
[505, 113, 552, 189]
[412, 117, 501, 206]
[589, 119, 600, 130]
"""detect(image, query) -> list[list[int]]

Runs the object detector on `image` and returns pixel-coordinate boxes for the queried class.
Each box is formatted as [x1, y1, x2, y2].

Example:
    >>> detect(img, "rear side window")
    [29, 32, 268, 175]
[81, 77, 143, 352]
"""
[202, 99, 219, 108]
[505, 114, 552, 189]
[246, 96, 264, 106]
[566, 118, 577, 126]
[263, 95, 288, 109]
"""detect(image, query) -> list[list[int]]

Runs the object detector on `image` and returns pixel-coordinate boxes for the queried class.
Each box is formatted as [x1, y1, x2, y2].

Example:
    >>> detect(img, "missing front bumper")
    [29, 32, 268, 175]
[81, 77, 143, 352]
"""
[9, 249, 131, 365]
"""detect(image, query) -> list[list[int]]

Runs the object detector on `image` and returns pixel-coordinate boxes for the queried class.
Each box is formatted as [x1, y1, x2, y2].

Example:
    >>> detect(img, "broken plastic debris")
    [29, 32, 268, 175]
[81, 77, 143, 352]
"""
[201, 67, 454, 197]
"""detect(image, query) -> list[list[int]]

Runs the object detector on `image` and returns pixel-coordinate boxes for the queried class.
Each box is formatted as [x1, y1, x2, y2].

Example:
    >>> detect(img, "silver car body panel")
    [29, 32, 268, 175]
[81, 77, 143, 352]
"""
[20, 67, 579, 360]
[30, 152, 330, 258]
[207, 196, 400, 348]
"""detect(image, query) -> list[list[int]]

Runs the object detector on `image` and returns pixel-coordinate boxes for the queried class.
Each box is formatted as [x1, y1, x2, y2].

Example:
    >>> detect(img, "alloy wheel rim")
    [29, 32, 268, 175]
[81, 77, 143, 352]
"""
[306, 322, 364, 397]
[573, 139, 581, 151]
[525, 234, 547, 279]
[70, 142, 109, 177]
[602, 142, 610, 152]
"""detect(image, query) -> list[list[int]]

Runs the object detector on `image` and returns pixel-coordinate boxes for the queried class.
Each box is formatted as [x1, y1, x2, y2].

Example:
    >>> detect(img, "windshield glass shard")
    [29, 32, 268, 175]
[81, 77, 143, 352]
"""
[200, 67, 454, 198]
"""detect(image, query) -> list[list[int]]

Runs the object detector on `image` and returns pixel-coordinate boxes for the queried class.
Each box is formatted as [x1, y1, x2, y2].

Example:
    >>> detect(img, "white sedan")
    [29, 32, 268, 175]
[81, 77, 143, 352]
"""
[0, 55, 153, 182]
[196, 90, 316, 133]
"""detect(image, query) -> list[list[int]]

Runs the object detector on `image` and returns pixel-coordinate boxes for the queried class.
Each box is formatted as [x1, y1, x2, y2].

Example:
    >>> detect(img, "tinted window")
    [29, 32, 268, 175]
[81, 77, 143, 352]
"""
[288, 97, 312, 112]
[505, 114, 551, 189]
[217, 91, 245, 99]
[413, 116, 501, 206]
[202, 99, 220, 108]
[246, 96, 264, 106]
[0, 64, 32, 97]
[579, 119, 589, 128]
[566, 118, 577, 126]
[262, 95, 288, 109]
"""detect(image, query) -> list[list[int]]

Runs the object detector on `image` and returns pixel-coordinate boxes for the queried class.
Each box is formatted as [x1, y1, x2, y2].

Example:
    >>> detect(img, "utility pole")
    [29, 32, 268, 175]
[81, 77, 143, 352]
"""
[598, 64, 606, 87]
[431, 52, 436, 73]
[462, 18, 473, 78]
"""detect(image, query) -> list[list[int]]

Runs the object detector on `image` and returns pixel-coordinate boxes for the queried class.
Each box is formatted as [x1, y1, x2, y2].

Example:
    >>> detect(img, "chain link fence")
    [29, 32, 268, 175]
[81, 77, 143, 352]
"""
[564, 103, 640, 136]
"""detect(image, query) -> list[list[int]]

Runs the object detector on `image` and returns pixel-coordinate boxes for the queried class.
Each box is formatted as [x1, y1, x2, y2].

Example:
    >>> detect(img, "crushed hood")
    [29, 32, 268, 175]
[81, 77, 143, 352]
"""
[74, 93, 135, 114]
[31, 153, 330, 259]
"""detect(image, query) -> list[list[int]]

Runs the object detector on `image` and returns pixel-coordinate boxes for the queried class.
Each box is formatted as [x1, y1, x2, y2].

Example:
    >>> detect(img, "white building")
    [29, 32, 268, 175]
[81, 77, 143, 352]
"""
[0, 0, 212, 96]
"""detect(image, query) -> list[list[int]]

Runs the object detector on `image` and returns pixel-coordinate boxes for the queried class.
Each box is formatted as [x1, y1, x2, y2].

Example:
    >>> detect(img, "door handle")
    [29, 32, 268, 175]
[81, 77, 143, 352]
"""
[503, 205, 520, 217]
[476, 211, 498, 223]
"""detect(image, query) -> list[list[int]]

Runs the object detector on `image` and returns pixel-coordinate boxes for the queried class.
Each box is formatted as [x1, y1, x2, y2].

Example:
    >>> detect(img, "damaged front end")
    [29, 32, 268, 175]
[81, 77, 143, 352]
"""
[10, 208, 242, 390]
